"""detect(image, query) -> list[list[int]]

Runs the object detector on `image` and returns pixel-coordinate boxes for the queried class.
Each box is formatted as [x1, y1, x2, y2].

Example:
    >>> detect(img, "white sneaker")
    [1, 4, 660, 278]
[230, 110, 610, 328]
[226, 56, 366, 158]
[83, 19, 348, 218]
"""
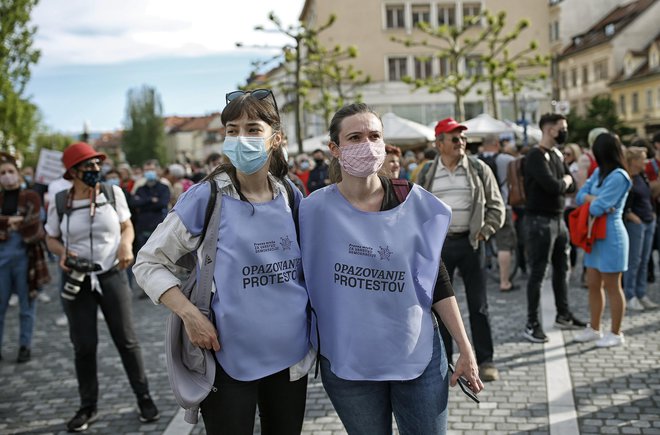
[639, 296, 659, 309]
[38, 292, 52, 303]
[574, 327, 602, 342]
[55, 315, 68, 327]
[627, 297, 645, 311]
[8, 294, 18, 307]
[596, 331, 624, 348]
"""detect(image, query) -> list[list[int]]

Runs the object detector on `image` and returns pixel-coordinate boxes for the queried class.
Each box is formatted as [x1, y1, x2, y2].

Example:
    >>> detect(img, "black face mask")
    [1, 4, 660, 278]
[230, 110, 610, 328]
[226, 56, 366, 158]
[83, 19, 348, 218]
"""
[555, 129, 567, 145]
[80, 170, 101, 187]
[314, 158, 324, 165]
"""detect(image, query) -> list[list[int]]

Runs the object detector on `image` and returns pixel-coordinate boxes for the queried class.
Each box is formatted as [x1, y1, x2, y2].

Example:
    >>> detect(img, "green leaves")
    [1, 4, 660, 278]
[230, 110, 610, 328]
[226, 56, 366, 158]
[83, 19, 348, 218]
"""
[121, 86, 165, 166]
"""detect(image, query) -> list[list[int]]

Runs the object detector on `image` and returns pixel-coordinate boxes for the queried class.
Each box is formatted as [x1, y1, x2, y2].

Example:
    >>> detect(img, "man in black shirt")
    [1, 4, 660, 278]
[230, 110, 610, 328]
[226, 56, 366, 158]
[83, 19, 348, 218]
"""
[522, 113, 586, 343]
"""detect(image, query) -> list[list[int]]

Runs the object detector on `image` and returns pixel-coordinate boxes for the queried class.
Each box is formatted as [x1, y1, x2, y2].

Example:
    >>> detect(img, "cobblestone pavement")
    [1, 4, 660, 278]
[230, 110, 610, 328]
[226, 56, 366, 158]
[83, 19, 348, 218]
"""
[1, 262, 659, 434]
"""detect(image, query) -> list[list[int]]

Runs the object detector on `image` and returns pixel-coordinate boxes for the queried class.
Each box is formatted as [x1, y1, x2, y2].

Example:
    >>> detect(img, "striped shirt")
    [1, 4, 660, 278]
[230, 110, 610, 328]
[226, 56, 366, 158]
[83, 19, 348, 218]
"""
[431, 158, 472, 233]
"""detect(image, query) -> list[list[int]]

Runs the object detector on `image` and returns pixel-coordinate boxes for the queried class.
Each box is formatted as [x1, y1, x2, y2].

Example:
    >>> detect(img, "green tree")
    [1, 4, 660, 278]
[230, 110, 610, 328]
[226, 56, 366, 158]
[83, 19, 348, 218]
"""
[121, 85, 165, 165]
[22, 127, 72, 168]
[301, 37, 371, 130]
[479, 11, 549, 119]
[391, 11, 490, 121]
[0, 0, 41, 152]
[566, 96, 634, 145]
[238, 12, 335, 153]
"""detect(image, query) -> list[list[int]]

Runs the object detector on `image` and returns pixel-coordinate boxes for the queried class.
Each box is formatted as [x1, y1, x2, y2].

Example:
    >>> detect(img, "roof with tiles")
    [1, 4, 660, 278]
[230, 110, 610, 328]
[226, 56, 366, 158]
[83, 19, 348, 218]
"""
[610, 30, 660, 84]
[561, 0, 656, 58]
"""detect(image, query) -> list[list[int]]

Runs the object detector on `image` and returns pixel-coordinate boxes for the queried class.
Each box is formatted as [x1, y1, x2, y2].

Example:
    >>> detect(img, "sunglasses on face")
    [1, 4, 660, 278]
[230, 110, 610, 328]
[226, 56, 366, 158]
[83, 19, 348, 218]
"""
[225, 88, 279, 113]
[77, 159, 102, 170]
[449, 136, 466, 144]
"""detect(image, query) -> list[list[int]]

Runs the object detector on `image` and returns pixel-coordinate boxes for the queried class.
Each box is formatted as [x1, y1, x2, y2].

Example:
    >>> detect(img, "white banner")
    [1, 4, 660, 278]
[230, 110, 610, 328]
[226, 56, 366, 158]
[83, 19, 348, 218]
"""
[35, 149, 65, 185]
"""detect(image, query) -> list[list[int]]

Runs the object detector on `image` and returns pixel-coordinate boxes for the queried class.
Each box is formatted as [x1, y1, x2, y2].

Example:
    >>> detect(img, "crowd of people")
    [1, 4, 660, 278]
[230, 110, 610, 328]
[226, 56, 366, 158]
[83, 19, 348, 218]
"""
[0, 87, 658, 434]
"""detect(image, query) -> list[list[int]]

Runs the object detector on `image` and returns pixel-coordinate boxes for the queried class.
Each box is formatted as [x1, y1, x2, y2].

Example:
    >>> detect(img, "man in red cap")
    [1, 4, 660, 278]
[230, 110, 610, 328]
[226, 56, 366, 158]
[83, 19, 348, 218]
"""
[45, 142, 160, 432]
[421, 118, 505, 382]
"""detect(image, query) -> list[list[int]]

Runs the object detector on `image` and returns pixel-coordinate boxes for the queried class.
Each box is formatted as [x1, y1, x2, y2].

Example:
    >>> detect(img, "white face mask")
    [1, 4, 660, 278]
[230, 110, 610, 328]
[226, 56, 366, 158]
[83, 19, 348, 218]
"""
[0, 173, 20, 188]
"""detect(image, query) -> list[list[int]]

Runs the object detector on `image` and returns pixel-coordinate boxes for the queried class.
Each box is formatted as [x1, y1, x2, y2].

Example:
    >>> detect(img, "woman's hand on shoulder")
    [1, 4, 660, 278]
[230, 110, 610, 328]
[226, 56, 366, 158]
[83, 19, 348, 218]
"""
[452, 351, 483, 394]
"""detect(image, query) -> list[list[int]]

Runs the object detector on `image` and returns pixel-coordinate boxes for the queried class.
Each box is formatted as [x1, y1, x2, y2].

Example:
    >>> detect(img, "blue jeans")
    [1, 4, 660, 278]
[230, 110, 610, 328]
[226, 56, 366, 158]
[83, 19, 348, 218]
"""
[320, 330, 448, 435]
[624, 220, 655, 299]
[0, 233, 36, 352]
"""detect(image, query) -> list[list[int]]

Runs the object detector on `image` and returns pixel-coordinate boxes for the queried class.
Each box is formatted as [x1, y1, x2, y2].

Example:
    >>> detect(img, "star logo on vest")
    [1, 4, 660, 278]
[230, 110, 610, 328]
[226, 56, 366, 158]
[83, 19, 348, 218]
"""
[280, 236, 292, 251]
[378, 245, 392, 261]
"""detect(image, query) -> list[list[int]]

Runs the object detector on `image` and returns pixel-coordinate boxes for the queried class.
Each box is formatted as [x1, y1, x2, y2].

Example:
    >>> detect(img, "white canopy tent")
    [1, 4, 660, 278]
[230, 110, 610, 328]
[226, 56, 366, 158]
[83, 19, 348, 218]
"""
[289, 134, 330, 156]
[461, 113, 515, 137]
[382, 112, 435, 147]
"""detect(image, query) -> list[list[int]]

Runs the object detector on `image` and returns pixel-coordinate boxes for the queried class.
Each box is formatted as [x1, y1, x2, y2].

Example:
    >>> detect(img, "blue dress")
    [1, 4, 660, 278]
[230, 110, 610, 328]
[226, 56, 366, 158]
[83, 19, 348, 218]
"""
[576, 168, 632, 272]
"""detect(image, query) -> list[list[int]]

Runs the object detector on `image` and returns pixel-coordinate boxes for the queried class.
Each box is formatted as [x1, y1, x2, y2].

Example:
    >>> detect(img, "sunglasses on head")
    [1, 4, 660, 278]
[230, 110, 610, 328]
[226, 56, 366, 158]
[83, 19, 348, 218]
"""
[77, 159, 102, 170]
[225, 88, 279, 113]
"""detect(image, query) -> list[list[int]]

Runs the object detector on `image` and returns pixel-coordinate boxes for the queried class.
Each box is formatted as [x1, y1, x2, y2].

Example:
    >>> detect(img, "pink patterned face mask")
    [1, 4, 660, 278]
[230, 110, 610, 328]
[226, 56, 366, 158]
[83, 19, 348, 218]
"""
[339, 140, 386, 178]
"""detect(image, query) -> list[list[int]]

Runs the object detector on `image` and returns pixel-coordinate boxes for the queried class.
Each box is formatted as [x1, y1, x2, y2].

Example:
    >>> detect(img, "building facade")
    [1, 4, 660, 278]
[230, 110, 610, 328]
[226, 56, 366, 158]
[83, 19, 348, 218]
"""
[557, 0, 659, 115]
[610, 32, 660, 137]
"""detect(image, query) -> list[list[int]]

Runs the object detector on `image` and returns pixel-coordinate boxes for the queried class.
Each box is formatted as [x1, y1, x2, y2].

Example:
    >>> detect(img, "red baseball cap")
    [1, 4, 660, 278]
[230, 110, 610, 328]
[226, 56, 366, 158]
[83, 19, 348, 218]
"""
[62, 142, 106, 179]
[434, 118, 467, 137]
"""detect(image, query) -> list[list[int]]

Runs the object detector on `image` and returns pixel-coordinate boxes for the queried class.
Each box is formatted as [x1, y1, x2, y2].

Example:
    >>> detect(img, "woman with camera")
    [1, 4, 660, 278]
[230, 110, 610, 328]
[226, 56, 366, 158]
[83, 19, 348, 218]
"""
[44, 142, 159, 432]
[0, 153, 49, 364]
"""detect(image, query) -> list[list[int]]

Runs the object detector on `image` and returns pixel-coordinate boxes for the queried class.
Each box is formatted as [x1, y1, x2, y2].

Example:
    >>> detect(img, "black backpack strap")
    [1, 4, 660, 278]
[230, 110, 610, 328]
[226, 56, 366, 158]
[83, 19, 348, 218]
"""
[391, 178, 411, 204]
[99, 183, 117, 212]
[55, 189, 70, 223]
[191, 180, 220, 315]
[283, 177, 300, 241]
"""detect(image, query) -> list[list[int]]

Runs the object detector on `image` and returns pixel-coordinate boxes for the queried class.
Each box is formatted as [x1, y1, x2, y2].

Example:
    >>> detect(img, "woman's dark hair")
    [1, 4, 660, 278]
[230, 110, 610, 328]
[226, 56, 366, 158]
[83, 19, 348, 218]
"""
[328, 103, 383, 183]
[592, 132, 628, 186]
[385, 144, 401, 157]
[205, 91, 288, 195]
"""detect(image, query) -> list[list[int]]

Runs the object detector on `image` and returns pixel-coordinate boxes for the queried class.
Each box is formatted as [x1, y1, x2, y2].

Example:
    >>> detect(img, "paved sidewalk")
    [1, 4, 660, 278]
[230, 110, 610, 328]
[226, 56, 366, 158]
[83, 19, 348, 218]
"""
[1, 262, 659, 434]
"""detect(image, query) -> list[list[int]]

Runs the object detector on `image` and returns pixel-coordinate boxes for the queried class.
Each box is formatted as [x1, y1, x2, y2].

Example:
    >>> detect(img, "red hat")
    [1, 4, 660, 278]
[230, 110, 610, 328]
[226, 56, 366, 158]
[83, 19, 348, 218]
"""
[434, 118, 467, 137]
[62, 142, 106, 179]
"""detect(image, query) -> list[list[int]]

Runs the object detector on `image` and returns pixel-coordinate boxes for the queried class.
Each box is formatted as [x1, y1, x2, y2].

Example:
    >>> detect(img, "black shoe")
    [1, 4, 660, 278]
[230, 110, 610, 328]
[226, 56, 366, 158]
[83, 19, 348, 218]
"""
[554, 313, 587, 330]
[16, 346, 30, 363]
[137, 394, 160, 423]
[523, 322, 548, 343]
[67, 407, 97, 432]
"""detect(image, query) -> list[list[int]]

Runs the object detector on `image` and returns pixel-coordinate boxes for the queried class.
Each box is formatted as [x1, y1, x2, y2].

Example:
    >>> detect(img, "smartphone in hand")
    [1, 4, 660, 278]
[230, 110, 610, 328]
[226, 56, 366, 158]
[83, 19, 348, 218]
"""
[448, 363, 480, 403]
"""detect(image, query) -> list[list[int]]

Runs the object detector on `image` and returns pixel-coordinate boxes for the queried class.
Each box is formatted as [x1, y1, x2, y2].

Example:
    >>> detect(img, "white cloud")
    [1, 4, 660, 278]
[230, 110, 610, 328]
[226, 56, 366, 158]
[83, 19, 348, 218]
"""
[32, 0, 305, 66]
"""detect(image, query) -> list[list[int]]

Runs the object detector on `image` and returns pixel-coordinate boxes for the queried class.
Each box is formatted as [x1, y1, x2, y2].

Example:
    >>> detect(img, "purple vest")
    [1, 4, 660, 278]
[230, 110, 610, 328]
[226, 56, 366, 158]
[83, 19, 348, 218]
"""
[208, 193, 309, 381]
[299, 184, 451, 380]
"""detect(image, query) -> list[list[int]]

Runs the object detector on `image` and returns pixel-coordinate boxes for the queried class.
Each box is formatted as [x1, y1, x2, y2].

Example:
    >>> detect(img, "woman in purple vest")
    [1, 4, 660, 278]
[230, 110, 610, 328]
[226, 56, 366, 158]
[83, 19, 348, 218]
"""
[299, 103, 483, 434]
[134, 89, 311, 434]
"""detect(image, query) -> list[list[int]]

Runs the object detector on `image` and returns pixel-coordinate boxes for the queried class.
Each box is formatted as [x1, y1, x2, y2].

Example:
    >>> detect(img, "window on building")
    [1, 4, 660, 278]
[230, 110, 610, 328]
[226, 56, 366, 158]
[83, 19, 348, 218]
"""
[463, 3, 482, 26]
[438, 57, 453, 76]
[411, 5, 431, 27]
[560, 71, 567, 89]
[594, 59, 608, 80]
[571, 68, 577, 87]
[647, 89, 654, 110]
[386, 5, 405, 29]
[414, 57, 433, 79]
[465, 55, 483, 78]
[619, 95, 626, 115]
[650, 50, 659, 69]
[632, 92, 639, 113]
[388, 57, 408, 81]
[437, 4, 456, 26]
[657, 87, 660, 108]
[582, 65, 588, 85]
[549, 21, 559, 41]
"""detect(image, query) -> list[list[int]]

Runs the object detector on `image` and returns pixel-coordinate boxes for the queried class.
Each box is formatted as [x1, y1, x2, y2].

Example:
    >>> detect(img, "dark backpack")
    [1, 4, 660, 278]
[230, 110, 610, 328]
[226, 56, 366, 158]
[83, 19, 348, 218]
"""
[506, 156, 526, 207]
[477, 153, 502, 187]
[55, 183, 117, 222]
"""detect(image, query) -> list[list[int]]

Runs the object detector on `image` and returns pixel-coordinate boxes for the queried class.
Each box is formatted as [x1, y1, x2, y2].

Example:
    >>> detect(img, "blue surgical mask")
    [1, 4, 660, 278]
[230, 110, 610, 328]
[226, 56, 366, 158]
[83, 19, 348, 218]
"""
[23, 175, 33, 185]
[106, 178, 120, 186]
[223, 135, 272, 175]
[144, 170, 158, 182]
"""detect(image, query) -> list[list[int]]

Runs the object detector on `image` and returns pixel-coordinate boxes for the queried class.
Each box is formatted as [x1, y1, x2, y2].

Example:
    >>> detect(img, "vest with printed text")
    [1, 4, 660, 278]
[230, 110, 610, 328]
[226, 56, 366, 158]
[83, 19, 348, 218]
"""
[210, 194, 309, 381]
[299, 184, 451, 381]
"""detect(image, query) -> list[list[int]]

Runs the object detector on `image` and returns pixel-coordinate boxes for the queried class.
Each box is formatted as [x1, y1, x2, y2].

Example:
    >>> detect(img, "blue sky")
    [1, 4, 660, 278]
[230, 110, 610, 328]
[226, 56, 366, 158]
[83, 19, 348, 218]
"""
[26, 0, 305, 133]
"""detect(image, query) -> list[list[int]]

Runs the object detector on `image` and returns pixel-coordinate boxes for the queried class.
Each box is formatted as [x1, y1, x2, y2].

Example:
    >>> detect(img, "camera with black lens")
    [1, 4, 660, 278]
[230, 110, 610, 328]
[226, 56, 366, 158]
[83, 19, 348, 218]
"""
[61, 256, 102, 300]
